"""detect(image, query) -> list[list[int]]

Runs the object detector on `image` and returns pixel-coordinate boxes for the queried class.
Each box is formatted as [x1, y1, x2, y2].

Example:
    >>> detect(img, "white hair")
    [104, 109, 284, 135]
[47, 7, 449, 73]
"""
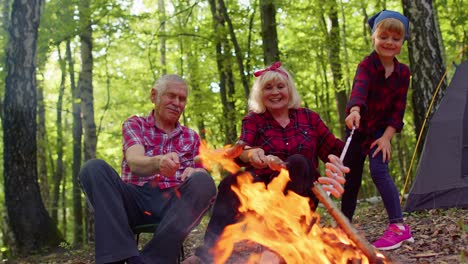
[152, 74, 188, 103]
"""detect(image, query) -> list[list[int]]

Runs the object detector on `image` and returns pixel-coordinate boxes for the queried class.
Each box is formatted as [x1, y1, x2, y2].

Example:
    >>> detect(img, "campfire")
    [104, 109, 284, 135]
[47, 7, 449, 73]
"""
[198, 142, 385, 264]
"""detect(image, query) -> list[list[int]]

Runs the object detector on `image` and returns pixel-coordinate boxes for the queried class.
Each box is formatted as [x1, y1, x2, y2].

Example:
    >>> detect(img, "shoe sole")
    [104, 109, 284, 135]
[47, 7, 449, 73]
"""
[373, 237, 415, 251]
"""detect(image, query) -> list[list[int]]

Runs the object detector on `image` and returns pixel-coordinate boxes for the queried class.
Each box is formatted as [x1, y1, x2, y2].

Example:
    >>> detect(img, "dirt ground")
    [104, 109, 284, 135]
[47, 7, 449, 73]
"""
[7, 201, 468, 264]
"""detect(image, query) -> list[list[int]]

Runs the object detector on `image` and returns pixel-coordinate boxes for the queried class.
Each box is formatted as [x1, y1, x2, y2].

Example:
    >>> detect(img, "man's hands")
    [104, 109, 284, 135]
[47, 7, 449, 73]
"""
[159, 152, 207, 181]
[126, 145, 182, 177]
[159, 152, 180, 177]
[317, 154, 349, 198]
[126, 144, 204, 180]
[180, 167, 207, 181]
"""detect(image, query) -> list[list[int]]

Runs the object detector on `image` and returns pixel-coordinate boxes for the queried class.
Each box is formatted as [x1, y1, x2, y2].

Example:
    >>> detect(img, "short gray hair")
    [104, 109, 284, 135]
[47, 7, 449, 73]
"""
[152, 74, 188, 102]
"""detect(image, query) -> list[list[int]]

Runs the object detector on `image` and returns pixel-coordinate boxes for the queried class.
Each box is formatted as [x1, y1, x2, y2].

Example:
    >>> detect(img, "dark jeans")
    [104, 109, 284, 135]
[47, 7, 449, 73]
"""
[79, 159, 217, 264]
[195, 154, 319, 263]
[341, 131, 403, 224]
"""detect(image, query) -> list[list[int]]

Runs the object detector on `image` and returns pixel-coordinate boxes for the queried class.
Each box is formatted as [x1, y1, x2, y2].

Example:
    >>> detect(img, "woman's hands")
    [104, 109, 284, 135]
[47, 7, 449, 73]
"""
[266, 155, 286, 171]
[242, 147, 285, 171]
[245, 148, 268, 169]
[241, 148, 349, 199]
[317, 154, 349, 198]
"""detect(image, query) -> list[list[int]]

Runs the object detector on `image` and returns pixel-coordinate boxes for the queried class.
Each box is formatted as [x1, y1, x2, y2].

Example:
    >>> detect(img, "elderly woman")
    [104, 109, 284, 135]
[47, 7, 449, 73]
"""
[184, 62, 348, 264]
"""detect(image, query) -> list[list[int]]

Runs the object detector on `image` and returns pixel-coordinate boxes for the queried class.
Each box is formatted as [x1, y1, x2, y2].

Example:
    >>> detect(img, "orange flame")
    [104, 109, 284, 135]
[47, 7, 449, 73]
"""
[198, 143, 377, 264]
[198, 141, 241, 174]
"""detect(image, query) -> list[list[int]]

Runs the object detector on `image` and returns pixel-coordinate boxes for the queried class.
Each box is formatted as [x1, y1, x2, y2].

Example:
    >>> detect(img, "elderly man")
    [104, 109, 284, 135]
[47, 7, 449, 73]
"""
[79, 74, 216, 264]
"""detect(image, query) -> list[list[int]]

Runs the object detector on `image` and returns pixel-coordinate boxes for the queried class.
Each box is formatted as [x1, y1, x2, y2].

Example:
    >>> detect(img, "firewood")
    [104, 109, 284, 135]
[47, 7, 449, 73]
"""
[312, 183, 384, 264]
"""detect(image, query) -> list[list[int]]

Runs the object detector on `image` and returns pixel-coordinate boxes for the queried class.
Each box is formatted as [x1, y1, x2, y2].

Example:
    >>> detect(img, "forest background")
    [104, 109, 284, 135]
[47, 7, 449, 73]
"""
[0, 0, 466, 260]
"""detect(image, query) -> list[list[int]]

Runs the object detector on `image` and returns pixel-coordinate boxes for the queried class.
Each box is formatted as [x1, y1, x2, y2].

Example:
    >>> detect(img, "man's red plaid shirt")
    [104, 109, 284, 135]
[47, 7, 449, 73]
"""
[121, 110, 203, 189]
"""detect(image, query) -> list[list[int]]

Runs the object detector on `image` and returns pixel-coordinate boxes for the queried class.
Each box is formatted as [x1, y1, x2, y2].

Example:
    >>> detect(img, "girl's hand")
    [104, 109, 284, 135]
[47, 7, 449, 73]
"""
[370, 136, 392, 162]
[345, 111, 360, 129]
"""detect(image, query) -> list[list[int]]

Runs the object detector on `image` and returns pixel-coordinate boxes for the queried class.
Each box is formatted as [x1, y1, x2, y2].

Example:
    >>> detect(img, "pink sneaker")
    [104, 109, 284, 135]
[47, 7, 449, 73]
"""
[372, 223, 414, 250]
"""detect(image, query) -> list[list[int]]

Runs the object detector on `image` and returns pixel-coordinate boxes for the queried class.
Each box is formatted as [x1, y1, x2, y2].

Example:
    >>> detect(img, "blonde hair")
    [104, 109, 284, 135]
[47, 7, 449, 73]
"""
[372, 18, 406, 40]
[248, 66, 301, 113]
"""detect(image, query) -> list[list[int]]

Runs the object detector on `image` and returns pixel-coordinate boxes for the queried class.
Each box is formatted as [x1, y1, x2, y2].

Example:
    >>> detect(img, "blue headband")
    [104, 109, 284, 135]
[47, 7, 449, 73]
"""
[368, 10, 409, 40]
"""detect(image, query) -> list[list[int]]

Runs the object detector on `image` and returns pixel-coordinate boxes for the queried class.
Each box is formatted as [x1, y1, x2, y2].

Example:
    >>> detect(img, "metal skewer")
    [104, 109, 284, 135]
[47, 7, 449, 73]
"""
[340, 126, 356, 162]
[326, 126, 355, 196]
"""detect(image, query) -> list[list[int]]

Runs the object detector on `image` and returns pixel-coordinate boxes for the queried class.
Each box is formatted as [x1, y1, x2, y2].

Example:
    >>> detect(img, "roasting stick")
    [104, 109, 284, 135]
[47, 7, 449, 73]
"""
[340, 126, 356, 161]
[313, 126, 382, 263]
[326, 126, 356, 196]
[312, 183, 382, 263]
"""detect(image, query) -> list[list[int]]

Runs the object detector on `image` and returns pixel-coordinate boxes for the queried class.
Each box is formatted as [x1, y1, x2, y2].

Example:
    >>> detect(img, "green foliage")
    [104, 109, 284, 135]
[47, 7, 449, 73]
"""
[0, 0, 465, 254]
[435, 0, 467, 63]
[459, 218, 468, 233]
[58, 242, 73, 256]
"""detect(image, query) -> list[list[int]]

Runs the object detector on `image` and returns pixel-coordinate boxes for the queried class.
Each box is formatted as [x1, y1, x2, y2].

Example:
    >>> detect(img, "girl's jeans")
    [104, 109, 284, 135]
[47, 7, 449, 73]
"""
[341, 131, 403, 224]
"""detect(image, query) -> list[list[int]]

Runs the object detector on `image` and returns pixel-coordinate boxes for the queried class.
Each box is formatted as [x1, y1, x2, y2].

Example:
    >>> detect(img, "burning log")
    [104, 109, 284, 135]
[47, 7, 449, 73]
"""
[197, 141, 387, 263]
[312, 183, 384, 264]
[211, 170, 385, 264]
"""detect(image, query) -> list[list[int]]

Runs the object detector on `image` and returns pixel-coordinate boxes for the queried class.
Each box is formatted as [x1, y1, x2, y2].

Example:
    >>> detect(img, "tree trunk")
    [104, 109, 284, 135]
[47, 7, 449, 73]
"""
[78, 0, 96, 243]
[67, 40, 84, 246]
[184, 27, 207, 139]
[339, 0, 351, 95]
[79, 0, 97, 162]
[325, 1, 347, 139]
[208, 0, 238, 145]
[218, 0, 250, 99]
[259, 0, 280, 65]
[35, 0, 51, 209]
[51, 45, 66, 223]
[245, 4, 256, 98]
[158, 0, 167, 75]
[260, 0, 280, 65]
[61, 171, 67, 237]
[0, 0, 11, 121]
[191, 76, 207, 140]
[37, 70, 49, 207]
[316, 48, 332, 125]
[3, 0, 63, 254]
[402, 0, 447, 149]
[359, 1, 372, 49]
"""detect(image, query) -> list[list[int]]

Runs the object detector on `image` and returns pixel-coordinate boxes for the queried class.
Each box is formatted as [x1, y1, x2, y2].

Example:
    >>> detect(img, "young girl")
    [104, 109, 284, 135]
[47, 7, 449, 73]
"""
[341, 10, 414, 250]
